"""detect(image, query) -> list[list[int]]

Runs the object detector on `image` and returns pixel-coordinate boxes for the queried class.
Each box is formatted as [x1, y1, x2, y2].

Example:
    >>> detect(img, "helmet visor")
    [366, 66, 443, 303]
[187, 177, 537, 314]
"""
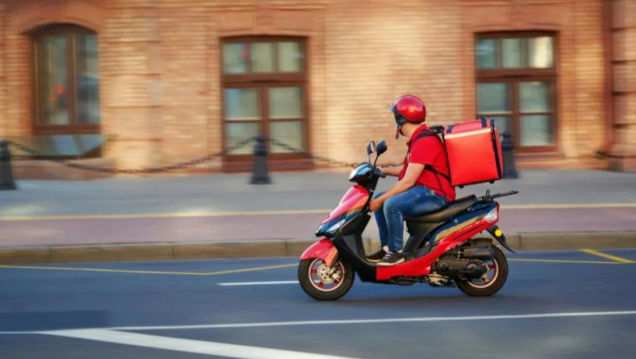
[390, 105, 408, 126]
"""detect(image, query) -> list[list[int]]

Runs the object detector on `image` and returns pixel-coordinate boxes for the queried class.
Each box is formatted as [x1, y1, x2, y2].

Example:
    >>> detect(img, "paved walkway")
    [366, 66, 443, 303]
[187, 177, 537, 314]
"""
[1, 169, 635, 248]
[1, 207, 636, 247]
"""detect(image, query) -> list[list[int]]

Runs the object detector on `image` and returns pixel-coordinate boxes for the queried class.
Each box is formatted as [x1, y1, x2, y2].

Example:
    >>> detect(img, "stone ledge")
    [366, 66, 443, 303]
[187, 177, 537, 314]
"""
[1, 232, 634, 265]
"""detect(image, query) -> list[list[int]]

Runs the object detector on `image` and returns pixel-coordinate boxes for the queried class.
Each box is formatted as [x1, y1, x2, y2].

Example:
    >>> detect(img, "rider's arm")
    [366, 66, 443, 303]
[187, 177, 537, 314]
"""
[379, 166, 402, 177]
[372, 138, 434, 207]
[374, 164, 424, 204]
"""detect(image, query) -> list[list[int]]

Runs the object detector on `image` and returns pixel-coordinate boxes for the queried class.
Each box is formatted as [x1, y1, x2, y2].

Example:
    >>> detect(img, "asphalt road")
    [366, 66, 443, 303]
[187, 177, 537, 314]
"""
[2, 249, 636, 359]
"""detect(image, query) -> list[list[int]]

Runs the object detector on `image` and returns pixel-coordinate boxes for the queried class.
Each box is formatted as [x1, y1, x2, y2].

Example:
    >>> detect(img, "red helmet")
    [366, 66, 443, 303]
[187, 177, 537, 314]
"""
[390, 95, 426, 138]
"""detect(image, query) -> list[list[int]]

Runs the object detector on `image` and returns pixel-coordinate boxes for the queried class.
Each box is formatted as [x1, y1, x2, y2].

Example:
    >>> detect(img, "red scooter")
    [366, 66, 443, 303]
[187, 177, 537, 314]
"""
[298, 139, 518, 301]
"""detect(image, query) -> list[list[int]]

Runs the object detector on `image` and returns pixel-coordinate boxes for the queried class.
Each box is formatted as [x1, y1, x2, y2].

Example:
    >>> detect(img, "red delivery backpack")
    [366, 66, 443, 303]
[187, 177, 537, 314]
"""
[412, 118, 504, 188]
[443, 118, 504, 187]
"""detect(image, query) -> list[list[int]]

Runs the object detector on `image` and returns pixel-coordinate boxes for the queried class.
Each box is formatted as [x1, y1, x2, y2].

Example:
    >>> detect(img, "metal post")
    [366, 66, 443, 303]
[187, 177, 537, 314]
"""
[250, 135, 271, 184]
[0, 140, 17, 190]
[501, 131, 519, 179]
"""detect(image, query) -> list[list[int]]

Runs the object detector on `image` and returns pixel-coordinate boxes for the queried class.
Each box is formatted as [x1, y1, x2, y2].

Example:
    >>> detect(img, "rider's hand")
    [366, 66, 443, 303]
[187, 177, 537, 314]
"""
[369, 198, 383, 212]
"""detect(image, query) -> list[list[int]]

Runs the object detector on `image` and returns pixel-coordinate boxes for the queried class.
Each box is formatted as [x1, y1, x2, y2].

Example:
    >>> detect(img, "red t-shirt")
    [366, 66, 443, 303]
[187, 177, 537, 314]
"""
[398, 125, 456, 202]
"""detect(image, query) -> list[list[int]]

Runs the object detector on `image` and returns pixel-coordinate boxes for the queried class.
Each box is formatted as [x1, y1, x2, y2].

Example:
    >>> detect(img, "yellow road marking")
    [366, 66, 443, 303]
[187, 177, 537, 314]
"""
[0, 263, 298, 276]
[0, 203, 634, 221]
[508, 258, 625, 265]
[580, 249, 636, 264]
[0, 255, 627, 277]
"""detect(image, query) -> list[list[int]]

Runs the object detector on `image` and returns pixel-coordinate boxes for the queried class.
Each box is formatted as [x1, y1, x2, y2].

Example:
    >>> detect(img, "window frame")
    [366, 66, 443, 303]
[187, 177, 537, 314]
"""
[30, 24, 101, 136]
[475, 31, 559, 153]
[220, 36, 310, 163]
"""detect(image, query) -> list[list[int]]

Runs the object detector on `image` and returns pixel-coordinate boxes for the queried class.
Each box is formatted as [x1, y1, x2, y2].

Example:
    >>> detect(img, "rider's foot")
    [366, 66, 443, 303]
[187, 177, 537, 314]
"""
[377, 251, 405, 266]
[366, 246, 388, 262]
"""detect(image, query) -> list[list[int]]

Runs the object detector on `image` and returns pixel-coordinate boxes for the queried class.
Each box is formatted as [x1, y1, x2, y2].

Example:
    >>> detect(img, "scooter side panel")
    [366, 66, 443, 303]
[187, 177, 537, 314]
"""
[333, 234, 378, 282]
[376, 208, 497, 280]
[407, 203, 496, 252]
[300, 238, 338, 268]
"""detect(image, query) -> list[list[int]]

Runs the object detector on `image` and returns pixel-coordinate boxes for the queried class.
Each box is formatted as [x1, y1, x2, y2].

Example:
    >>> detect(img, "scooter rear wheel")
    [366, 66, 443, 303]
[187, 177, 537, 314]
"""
[455, 245, 508, 297]
[298, 257, 355, 301]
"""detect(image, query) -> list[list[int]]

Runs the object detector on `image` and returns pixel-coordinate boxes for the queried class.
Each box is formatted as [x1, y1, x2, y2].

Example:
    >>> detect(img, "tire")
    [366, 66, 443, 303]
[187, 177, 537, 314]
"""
[298, 257, 355, 301]
[455, 245, 508, 297]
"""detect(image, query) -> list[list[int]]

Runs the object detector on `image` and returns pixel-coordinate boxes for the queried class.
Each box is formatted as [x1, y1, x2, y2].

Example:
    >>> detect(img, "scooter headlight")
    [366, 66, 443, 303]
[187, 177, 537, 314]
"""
[484, 207, 499, 223]
[348, 168, 357, 181]
[327, 219, 346, 234]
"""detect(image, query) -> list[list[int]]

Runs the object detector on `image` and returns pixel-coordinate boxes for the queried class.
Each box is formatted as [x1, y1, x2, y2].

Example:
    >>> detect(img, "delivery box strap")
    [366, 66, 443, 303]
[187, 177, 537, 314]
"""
[408, 130, 452, 198]
[424, 164, 451, 182]
[411, 130, 452, 182]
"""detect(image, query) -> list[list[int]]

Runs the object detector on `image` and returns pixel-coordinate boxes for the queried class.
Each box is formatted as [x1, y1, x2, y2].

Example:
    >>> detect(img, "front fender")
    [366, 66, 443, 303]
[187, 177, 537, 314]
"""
[300, 238, 339, 268]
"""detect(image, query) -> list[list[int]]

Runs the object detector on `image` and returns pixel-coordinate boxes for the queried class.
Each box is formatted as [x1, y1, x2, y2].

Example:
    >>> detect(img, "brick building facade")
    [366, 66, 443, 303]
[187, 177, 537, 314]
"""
[0, 0, 633, 179]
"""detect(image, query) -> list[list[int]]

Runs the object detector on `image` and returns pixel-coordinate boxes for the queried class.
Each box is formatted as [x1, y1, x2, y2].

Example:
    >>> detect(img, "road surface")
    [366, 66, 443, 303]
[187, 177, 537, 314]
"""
[2, 249, 636, 358]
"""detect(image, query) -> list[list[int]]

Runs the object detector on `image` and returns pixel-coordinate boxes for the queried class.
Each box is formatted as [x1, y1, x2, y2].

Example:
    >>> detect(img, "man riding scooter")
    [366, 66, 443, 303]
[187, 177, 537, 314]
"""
[367, 95, 456, 266]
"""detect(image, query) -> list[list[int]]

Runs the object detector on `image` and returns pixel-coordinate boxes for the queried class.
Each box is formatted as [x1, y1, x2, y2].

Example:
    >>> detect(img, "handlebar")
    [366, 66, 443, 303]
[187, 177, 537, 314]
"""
[369, 167, 386, 179]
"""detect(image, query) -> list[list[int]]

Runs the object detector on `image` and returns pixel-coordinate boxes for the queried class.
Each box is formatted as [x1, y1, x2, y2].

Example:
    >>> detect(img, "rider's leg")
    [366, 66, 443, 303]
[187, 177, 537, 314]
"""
[378, 186, 450, 266]
[367, 191, 389, 262]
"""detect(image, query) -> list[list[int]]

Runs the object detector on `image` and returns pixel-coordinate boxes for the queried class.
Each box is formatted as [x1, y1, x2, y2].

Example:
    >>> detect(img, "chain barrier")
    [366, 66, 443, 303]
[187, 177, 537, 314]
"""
[5, 136, 402, 174]
[268, 138, 403, 168]
[6, 137, 256, 175]
[267, 138, 362, 168]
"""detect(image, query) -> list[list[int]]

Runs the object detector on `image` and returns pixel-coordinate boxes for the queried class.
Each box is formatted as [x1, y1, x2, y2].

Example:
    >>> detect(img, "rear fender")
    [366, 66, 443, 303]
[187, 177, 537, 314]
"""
[299, 238, 339, 268]
[486, 225, 517, 253]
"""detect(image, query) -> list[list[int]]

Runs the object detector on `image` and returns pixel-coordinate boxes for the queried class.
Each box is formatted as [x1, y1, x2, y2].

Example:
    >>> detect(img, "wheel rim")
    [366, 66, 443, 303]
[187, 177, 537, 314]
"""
[465, 258, 499, 288]
[307, 258, 346, 292]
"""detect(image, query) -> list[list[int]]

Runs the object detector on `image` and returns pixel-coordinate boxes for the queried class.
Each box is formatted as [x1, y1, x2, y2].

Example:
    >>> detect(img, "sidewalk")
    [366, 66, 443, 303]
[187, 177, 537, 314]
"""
[2, 169, 636, 216]
[1, 169, 636, 263]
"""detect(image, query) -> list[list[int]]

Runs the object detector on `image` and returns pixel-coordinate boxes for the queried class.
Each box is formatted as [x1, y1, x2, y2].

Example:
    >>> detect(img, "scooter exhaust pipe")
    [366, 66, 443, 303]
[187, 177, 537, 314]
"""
[461, 246, 494, 260]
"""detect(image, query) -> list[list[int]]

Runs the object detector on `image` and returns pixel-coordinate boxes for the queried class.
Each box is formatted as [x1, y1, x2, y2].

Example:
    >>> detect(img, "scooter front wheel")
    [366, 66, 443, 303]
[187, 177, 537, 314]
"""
[298, 257, 355, 301]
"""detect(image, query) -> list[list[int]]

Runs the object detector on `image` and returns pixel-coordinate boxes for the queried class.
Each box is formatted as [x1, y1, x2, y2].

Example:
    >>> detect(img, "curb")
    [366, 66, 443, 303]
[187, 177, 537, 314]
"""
[1, 232, 636, 265]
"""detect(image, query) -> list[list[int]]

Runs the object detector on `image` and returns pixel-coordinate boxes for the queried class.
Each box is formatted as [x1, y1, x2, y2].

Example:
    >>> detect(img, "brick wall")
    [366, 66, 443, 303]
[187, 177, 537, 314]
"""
[608, 0, 636, 170]
[574, 0, 606, 156]
[0, 2, 4, 136]
[0, 0, 617, 175]
[323, 0, 464, 166]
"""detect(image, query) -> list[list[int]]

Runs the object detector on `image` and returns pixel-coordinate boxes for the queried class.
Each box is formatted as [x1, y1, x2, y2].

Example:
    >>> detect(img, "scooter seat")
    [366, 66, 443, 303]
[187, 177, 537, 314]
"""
[404, 195, 478, 223]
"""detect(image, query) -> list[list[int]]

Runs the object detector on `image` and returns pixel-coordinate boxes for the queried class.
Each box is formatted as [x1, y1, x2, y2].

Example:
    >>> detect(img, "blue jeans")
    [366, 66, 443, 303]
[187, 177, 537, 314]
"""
[373, 186, 450, 252]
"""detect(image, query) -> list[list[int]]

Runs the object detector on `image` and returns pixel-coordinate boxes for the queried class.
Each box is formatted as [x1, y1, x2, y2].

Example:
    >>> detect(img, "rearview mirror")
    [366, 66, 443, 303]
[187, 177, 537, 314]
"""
[376, 140, 387, 156]
[366, 141, 376, 155]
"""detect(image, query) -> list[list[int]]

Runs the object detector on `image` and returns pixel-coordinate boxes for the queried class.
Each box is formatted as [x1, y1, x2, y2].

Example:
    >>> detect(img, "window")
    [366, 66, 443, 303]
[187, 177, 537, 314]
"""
[32, 25, 100, 134]
[475, 32, 556, 151]
[221, 37, 307, 160]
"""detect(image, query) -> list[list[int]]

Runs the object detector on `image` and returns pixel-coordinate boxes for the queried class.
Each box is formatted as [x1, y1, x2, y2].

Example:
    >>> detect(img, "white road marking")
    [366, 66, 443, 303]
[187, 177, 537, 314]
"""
[115, 310, 636, 331]
[2, 310, 636, 336]
[218, 280, 299, 286]
[41, 329, 360, 359]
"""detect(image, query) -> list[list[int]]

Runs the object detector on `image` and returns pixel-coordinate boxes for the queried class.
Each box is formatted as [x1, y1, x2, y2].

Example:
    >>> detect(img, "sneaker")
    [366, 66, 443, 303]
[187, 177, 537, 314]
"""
[366, 246, 388, 262]
[377, 251, 405, 266]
